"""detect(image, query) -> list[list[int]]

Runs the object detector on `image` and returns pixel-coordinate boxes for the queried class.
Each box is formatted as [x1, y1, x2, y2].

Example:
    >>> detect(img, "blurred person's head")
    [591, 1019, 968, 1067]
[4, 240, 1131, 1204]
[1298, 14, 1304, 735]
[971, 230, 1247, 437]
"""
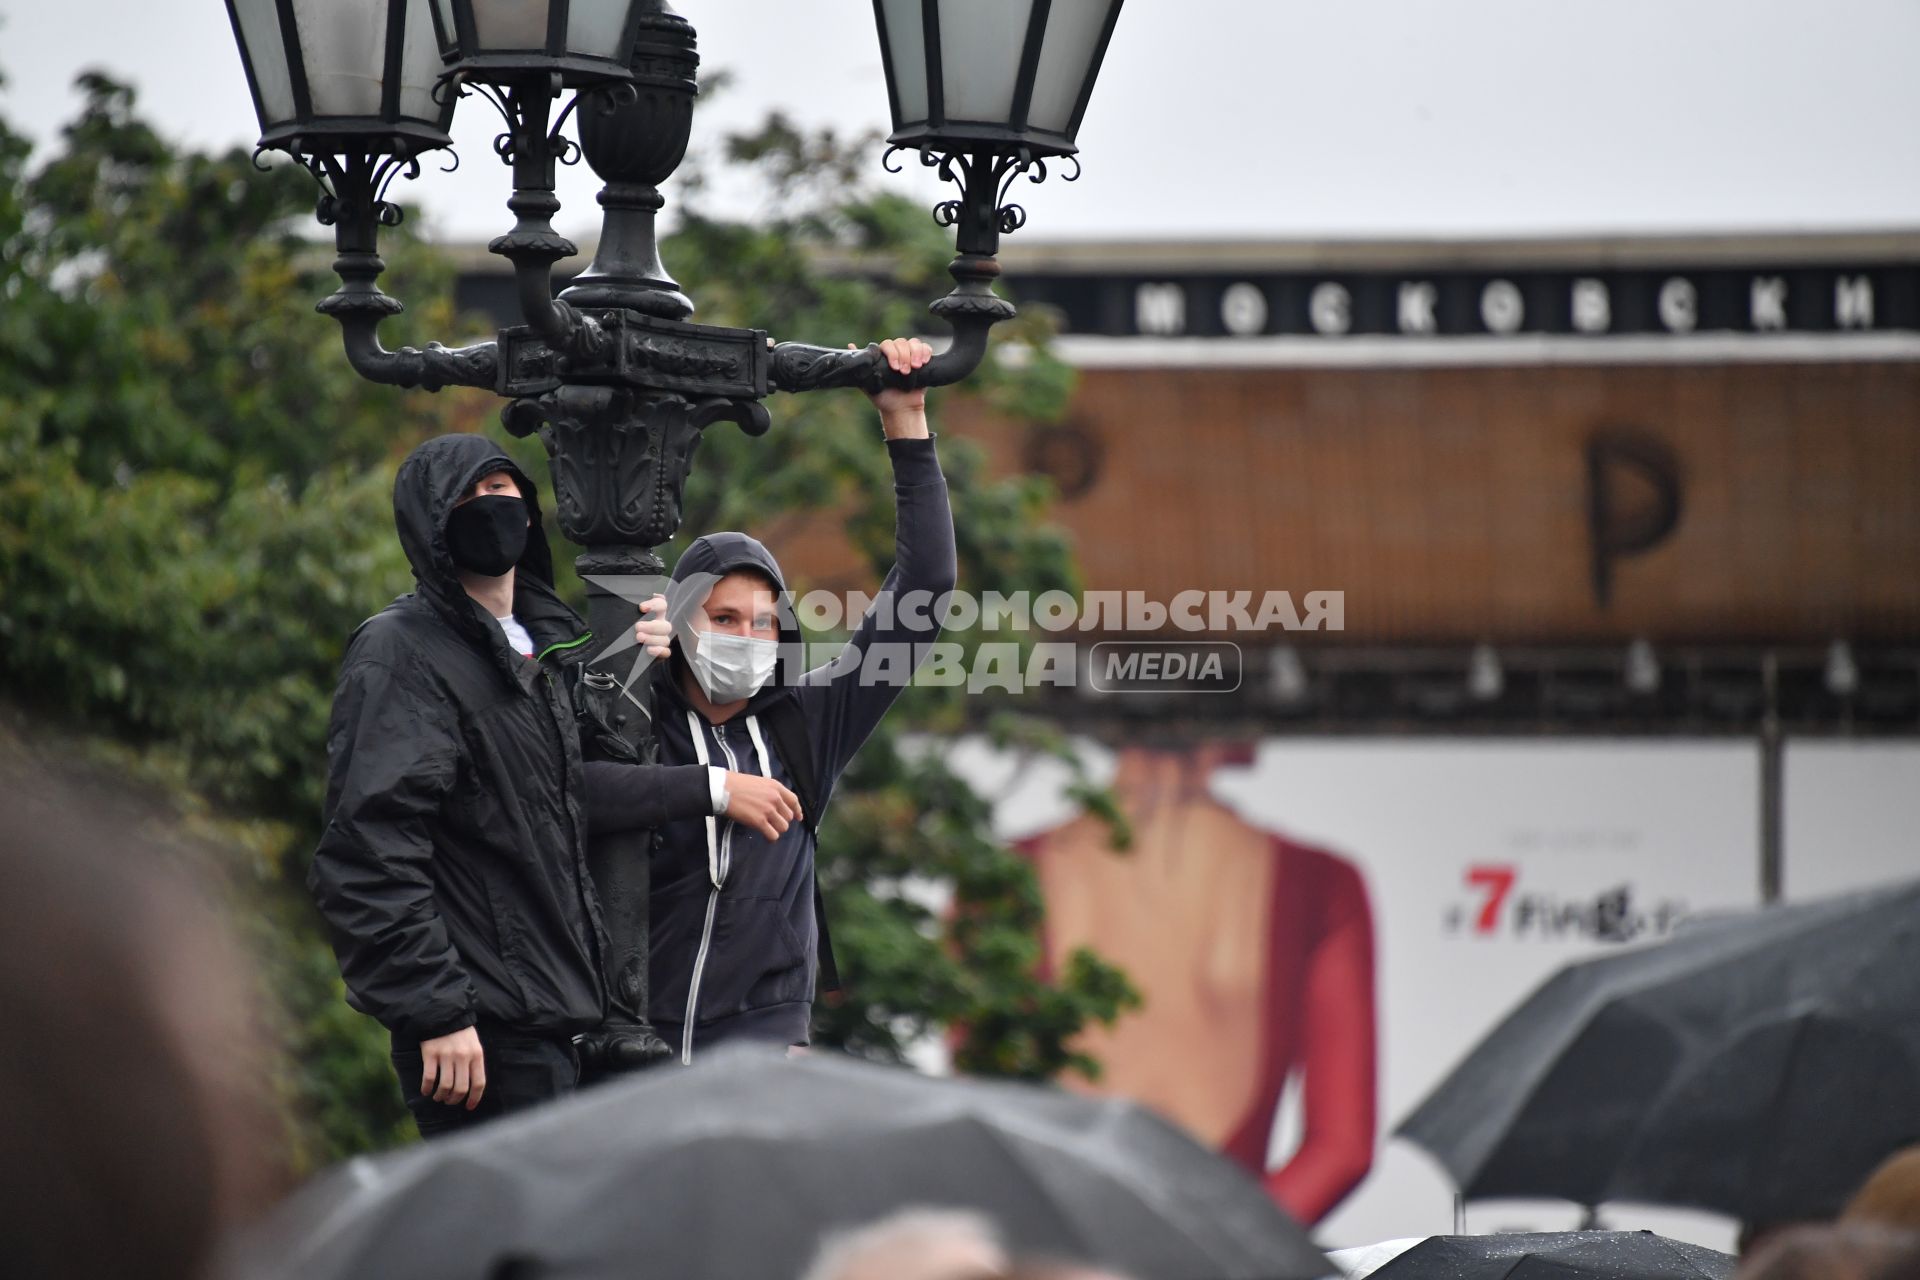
[1736, 1223, 1920, 1280]
[1001, 1264, 1137, 1280]
[1846, 1147, 1920, 1234]
[0, 745, 280, 1279]
[1740, 1221, 1824, 1259]
[799, 1207, 1007, 1280]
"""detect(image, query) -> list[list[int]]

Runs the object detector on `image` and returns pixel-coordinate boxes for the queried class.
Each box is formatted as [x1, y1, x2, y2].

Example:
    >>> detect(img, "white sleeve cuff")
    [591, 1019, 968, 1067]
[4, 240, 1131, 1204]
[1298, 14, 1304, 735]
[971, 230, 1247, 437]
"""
[707, 766, 730, 815]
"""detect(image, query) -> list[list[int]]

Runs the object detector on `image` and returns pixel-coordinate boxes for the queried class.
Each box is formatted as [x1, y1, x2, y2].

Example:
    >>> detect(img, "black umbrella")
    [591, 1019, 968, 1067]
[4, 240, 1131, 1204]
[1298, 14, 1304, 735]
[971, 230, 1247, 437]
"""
[1398, 879, 1920, 1223]
[227, 1047, 1331, 1280]
[1337, 1232, 1732, 1280]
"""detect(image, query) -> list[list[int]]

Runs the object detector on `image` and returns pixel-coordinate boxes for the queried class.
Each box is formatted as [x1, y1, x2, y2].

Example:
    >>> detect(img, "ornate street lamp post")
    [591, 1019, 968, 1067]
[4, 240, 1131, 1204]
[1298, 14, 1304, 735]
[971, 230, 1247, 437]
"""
[225, 0, 1124, 1074]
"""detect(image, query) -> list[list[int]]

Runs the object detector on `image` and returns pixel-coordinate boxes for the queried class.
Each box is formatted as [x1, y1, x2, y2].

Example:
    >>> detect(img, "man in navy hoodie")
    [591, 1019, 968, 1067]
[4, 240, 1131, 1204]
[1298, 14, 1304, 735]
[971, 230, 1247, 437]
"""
[645, 336, 956, 1062]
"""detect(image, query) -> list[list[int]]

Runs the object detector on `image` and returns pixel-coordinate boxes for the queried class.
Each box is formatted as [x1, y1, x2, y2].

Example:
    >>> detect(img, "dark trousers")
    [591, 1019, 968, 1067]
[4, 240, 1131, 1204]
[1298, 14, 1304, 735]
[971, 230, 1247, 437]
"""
[390, 1025, 580, 1141]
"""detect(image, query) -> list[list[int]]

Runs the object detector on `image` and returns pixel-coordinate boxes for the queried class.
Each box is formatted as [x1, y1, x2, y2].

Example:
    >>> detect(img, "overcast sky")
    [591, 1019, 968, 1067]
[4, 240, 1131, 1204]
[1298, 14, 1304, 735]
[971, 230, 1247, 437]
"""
[4, 1, 1920, 246]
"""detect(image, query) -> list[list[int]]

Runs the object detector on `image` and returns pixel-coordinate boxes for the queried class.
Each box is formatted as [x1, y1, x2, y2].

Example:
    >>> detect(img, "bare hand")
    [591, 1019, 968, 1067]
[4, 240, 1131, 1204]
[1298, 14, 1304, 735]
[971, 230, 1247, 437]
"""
[421, 1025, 486, 1110]
[630, 594, 671, 659]
[856, 337, 934, 418]
[726, 772, 804, 841]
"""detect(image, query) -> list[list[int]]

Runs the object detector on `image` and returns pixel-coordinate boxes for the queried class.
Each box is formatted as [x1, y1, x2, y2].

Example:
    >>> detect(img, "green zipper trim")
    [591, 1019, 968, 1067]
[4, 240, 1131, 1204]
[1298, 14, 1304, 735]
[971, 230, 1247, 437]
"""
[535, 631, 594, 662]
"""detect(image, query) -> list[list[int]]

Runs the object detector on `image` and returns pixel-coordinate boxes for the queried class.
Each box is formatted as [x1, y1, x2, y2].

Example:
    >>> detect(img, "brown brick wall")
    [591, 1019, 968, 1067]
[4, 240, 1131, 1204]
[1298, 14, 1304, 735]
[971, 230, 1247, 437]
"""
[774, 361, 1920, 645]
[925, 360, 1904, 644]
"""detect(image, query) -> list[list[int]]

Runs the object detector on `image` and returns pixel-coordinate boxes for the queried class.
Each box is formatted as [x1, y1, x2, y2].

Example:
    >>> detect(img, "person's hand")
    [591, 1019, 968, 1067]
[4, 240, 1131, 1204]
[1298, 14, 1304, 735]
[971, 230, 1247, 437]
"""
[856, 337, 935, 423]
[725, 771, 804, 841]
[631, 594, 671, 659]
[421, 1025, 486, 1110]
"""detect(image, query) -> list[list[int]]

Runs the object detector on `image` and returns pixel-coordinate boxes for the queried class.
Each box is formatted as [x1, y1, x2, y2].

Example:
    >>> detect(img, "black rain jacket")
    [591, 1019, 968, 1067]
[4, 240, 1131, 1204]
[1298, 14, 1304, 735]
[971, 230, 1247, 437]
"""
[310, 433, 711, 1045]
[647, 436, 957, 1060]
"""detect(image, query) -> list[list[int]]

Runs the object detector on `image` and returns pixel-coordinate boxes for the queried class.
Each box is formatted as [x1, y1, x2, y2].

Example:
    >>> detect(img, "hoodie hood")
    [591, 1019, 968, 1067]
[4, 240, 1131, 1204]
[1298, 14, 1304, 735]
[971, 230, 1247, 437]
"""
[663, 531, 804, 707]
[393, 433, 578, 676]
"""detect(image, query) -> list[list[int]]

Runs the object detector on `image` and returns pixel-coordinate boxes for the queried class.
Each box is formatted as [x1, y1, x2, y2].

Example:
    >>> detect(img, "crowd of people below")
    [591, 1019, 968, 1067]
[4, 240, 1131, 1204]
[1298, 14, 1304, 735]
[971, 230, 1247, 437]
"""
[3, 746, 1920, 1278]
[1736, 1148, 1920, 1280]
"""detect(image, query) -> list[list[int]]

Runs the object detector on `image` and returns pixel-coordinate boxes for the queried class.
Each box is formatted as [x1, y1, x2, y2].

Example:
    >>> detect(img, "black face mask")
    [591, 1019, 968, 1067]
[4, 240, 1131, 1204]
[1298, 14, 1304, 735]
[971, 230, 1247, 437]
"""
[445, 494, 529, 577]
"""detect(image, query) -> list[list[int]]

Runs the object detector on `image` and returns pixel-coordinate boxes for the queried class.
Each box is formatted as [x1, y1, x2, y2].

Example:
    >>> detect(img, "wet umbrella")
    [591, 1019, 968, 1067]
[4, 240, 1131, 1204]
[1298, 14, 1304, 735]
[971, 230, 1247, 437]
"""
[1398, 879, 1920, 1223]
[1332, 1232, 1732, 1280]
[227, 1046, 1332, 1280]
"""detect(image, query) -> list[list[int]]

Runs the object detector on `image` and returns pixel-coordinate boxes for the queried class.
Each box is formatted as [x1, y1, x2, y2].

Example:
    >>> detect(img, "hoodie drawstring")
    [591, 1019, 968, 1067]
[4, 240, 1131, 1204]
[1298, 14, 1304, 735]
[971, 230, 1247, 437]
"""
[685, 710, 722, 890]
[683, 710, 774, 891]
[745, 714, 771, 786]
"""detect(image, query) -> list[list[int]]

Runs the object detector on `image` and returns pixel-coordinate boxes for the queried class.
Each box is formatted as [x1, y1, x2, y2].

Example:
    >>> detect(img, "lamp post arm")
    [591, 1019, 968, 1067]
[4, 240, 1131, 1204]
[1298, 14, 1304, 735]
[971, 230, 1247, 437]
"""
[767, 250, 1017, 395]
[510, 251, 576, 347]
[306, 154, 499, 393]
[473, 75, 600, 352]
[328, 307, 500, 392]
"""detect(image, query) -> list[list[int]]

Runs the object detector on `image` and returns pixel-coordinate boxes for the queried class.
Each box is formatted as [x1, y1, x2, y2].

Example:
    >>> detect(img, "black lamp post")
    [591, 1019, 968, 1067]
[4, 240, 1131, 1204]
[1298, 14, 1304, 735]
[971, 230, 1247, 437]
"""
[224, 0, 1123, 1075]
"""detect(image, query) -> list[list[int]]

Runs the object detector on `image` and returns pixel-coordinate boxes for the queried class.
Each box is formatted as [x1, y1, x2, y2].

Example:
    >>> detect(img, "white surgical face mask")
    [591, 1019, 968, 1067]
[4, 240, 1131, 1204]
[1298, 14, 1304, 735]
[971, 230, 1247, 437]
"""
[690, 629, 779, 704]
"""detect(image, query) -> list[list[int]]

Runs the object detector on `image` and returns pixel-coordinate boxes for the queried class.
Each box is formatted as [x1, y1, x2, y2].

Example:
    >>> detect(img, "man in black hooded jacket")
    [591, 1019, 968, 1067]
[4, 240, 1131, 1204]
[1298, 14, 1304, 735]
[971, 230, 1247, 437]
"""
[645, 336, 956, 1062]
[310, 432, 800, 1137]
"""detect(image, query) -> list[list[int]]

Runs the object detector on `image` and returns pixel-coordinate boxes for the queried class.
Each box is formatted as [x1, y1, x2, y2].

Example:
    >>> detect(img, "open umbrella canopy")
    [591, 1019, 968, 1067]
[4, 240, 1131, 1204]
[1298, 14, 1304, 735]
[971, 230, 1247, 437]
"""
[1398, 879, 1920, 1223]
[1335, 1232, 1731, 1280]
[227, 1047, 1332, 1280]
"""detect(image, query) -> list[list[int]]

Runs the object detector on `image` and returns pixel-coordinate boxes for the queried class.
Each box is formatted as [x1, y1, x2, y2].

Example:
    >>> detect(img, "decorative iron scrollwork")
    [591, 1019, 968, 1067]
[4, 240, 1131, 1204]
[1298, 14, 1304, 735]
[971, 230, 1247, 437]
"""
[434, 70, 576, 167]
[884, 144, 1081, 255]
[256, 146, 423, 234]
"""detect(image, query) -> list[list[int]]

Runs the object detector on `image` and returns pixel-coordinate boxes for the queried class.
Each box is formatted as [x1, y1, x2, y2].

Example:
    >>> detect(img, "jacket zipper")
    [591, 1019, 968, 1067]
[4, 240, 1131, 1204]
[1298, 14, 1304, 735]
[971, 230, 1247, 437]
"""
[532, 630, 602, 997]
[681, 714, 744, 1065]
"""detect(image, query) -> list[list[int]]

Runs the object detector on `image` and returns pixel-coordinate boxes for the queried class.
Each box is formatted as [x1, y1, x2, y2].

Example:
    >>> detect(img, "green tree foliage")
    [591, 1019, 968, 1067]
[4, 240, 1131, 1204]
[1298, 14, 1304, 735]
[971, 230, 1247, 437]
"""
[0, 72, 453, 1168]
[0, 74, 1134, 1163]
